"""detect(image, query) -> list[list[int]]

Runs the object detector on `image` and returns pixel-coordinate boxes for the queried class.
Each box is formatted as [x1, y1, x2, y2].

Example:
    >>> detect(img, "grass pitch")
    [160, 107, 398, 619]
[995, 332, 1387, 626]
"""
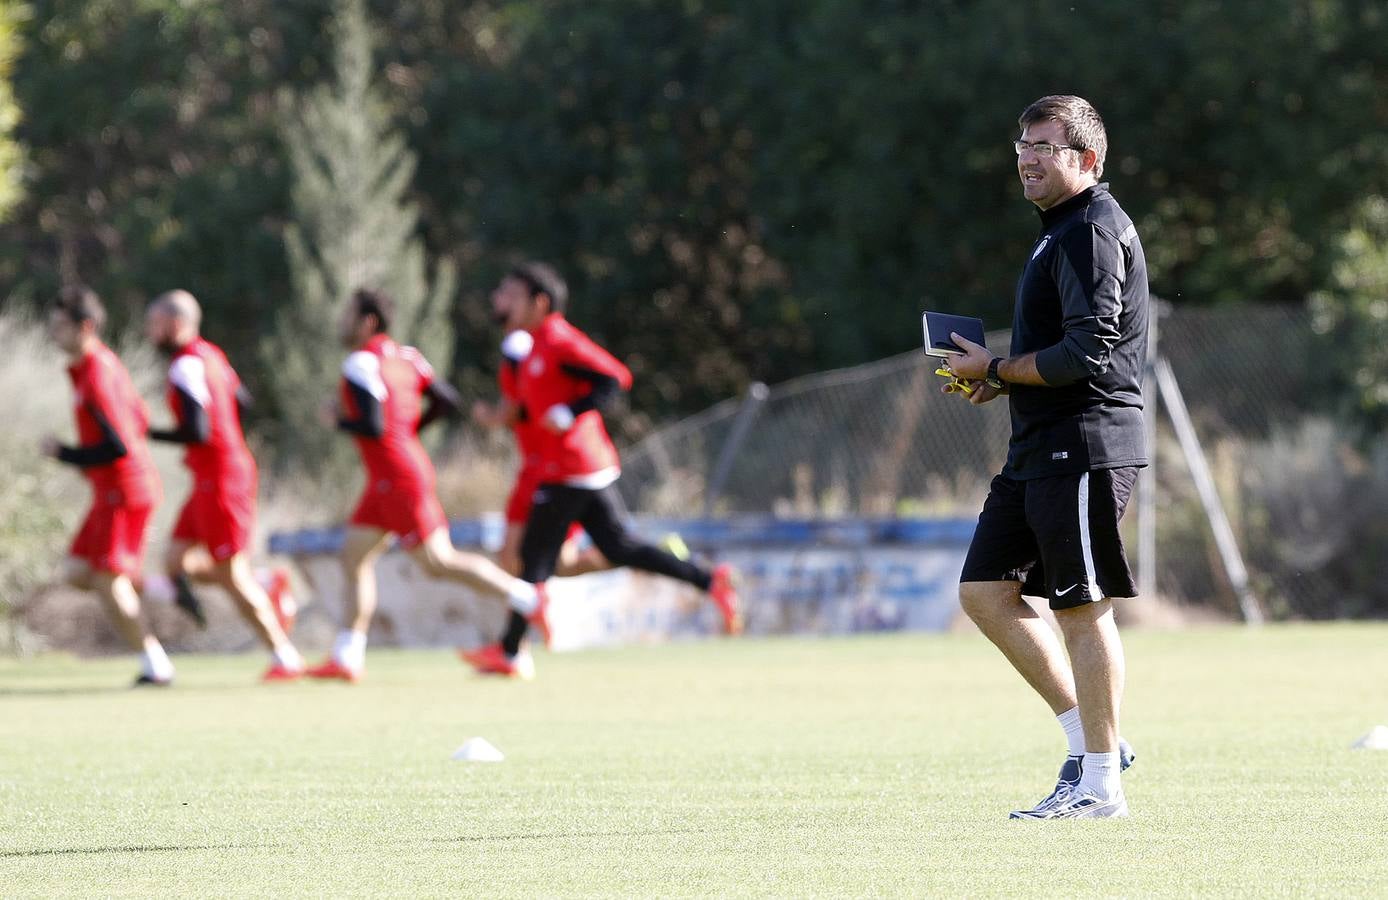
[3, 624, 1387, 898]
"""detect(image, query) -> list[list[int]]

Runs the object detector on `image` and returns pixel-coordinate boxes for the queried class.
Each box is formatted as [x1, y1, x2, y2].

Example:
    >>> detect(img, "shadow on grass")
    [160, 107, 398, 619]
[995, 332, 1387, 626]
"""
[0, 842, 279, 859]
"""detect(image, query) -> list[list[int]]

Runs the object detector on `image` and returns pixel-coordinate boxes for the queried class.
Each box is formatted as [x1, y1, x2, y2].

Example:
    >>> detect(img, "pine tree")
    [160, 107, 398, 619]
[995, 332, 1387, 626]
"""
[263, 0, 456, 472]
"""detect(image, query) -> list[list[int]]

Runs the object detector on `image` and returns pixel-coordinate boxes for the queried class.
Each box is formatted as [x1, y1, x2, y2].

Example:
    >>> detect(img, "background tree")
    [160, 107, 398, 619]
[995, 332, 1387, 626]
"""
[262, 0, 455, 472]
[0, 0, 26, 222]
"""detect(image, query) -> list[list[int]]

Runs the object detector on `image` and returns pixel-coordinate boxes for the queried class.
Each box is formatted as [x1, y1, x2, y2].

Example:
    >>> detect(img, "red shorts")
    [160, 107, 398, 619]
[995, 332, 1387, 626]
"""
[506, 467, 582, 542]
[69, 501, 154, 577]
[172, 481, 255, 561]
[350, 478, 447, 550]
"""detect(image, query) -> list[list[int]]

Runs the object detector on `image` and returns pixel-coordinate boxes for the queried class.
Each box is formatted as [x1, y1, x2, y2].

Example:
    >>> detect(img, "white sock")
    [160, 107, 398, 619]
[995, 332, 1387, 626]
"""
[1057, 706, 1086, 757]
[1079, 751, 1122, 800]
[333, 630, 367, 671]
[507, 581, 539, 616]
[272, 643, 303, 672]
[141, 641, 175, 680]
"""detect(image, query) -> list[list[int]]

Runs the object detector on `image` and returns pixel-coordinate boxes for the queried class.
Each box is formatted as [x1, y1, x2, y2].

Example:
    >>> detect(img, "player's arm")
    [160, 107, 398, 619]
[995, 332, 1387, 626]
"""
[337, 381, 385, 438]
[335, 351, 385, 438]
[54, 404, 129, 467]
[560, 363, 623, 415]
[1026, 223, 1126, 386]
[417, 380, 462, 432]
[541, 332, 633, 430]
[148, 385, 210, 444]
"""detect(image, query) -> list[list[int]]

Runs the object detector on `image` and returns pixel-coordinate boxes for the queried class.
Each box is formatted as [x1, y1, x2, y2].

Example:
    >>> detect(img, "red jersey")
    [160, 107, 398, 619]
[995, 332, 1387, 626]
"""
[67, 342, 160, 506]
[515, 313, 632, 482]
[341, 333, 437, 491]
[166, 337, 257, 489]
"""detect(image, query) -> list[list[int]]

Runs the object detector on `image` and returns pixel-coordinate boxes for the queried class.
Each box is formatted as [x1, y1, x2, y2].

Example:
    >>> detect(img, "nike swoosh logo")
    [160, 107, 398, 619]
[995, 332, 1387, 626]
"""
[1055, 584, 1079, 597]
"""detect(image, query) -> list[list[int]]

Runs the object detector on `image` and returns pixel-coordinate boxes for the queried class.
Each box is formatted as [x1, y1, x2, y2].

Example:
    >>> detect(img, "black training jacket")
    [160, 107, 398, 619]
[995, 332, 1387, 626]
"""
[1003, 183, 1149, 480]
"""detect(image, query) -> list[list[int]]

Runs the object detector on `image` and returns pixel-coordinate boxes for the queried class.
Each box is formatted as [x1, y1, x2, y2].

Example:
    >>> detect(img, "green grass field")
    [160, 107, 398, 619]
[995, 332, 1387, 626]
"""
[3, 624, 1388, 898]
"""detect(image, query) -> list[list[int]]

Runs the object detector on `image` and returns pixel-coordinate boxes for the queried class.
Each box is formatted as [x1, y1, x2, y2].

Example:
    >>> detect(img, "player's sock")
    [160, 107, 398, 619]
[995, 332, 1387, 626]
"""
[506, 581, 539, 616]
[271, 643, 304, 672]
[500, 611, 528, 656]
[141, 640, 175, 681]
[332, 630, 367, 671]
[1079, 751, 1121, 800]
[1057, 706, 1086, 756]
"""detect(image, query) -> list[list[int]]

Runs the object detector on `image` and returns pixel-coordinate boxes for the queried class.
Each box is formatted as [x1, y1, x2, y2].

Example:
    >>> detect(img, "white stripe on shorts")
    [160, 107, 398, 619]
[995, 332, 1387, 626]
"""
[1077, 472, 1102, 601]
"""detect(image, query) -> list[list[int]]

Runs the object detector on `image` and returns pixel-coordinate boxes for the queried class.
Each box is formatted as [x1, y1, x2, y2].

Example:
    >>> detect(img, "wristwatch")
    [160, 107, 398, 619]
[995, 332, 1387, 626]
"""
[985, 357, 1005, 390]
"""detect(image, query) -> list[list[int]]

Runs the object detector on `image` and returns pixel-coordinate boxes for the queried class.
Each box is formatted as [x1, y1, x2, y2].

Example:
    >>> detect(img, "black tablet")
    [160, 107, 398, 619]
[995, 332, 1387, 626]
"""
[921, 311, 986, 358]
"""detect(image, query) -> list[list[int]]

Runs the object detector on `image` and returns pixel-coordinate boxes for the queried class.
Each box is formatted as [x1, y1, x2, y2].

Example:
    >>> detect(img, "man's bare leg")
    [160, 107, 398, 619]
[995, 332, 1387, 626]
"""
[1055, 599, 1124, 754]
[959, 580, 1078, 714]
[1053, 598, 1126, 805]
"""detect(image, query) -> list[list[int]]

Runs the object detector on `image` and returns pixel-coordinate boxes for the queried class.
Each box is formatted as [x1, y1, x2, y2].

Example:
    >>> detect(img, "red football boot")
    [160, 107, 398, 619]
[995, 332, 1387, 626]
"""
[261, 663, 304, 683]
[708, 563, 744, 636]
[305, 657, 361, 683]
[459, 643, 534, 680]
[265, 567, 297, 636]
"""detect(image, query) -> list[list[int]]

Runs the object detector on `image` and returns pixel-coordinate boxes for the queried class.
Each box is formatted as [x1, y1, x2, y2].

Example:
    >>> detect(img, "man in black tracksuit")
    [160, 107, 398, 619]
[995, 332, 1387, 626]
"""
[943, 95, 1148, 820]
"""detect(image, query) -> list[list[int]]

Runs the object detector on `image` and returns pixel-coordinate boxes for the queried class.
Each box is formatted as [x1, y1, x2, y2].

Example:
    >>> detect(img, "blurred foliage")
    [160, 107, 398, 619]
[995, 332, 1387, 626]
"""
[0, 0, 1385, 454]
[0, 1, 26, 222]
[1311, 196, 1388, 432]
[264, 0, 455, 472]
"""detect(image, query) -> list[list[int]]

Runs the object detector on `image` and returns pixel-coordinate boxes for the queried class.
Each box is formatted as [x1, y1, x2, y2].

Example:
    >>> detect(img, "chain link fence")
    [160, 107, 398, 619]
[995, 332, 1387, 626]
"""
[619, 303, 1384, 619]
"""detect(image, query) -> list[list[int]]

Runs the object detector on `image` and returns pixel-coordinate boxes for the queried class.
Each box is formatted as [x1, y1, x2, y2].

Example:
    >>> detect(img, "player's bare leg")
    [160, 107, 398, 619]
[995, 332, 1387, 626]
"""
[306, 526, 390, 682]
[342, 526, 392, 633]
[187, 552, 303, 680]
[63, 559, 174, 685]
[556, 536, 609, 577]
[958, 580, 1078, 714]
[163, 539, 213, 627]
[413, 527, 537, 604]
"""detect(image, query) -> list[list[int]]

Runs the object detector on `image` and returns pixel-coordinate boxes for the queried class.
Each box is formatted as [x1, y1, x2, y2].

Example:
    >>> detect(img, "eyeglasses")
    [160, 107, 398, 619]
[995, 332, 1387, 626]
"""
[1013, 140, 1078, 158]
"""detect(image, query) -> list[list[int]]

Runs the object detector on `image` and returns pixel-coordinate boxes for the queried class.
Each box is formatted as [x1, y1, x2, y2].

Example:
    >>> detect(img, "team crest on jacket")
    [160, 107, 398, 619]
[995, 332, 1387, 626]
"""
[1031, 235, 1051, 260]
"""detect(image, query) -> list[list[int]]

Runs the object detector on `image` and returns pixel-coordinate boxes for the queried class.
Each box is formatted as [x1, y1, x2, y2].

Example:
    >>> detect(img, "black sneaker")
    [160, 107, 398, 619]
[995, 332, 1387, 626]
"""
[132, 673, 173, 688]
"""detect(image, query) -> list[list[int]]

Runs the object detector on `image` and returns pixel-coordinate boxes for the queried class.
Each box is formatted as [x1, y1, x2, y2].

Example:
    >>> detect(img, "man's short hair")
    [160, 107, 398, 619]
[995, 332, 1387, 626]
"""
[353, 288, 394, 333]
[509, 261, 568, 315]
[1018, 95, 1108, 178]
[54, 285, 107, 332]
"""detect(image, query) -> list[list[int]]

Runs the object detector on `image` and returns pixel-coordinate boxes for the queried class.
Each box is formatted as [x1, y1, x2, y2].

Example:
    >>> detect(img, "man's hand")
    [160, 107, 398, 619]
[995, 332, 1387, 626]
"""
[968, 383, 1004, 405]
[39, 435, 61, 458]
[946, 332, 994, 381]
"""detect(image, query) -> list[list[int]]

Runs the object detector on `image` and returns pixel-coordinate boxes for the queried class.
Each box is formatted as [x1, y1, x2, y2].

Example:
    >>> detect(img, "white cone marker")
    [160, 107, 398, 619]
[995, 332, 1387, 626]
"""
[1351, 725, 1388, 750]
[452, 737, 505, 762]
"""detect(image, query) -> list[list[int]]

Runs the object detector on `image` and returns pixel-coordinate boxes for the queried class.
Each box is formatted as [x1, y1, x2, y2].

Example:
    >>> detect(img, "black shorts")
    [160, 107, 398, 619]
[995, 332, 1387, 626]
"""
[960, 467, 1139, 610]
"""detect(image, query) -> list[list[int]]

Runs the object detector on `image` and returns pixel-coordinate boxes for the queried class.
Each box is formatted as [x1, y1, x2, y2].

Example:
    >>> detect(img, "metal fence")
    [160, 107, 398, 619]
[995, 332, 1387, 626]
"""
[618, 303, 1380, 619]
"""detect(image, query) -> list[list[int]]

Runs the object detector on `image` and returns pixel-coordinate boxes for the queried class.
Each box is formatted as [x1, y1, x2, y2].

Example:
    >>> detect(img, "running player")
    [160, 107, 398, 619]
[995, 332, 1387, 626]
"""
[305, 288, 547, 682]
[144, 290, 304, 681]
[41, 286, 174, 686]
[463, 262, 742, 678]
[471, 284, 608, 579]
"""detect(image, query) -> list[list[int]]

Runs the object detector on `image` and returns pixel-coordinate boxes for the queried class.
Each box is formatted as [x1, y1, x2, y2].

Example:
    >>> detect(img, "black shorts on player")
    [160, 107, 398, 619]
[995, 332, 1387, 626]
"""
[960, 466, 1138, 610]
[499, 483, 715, 656]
